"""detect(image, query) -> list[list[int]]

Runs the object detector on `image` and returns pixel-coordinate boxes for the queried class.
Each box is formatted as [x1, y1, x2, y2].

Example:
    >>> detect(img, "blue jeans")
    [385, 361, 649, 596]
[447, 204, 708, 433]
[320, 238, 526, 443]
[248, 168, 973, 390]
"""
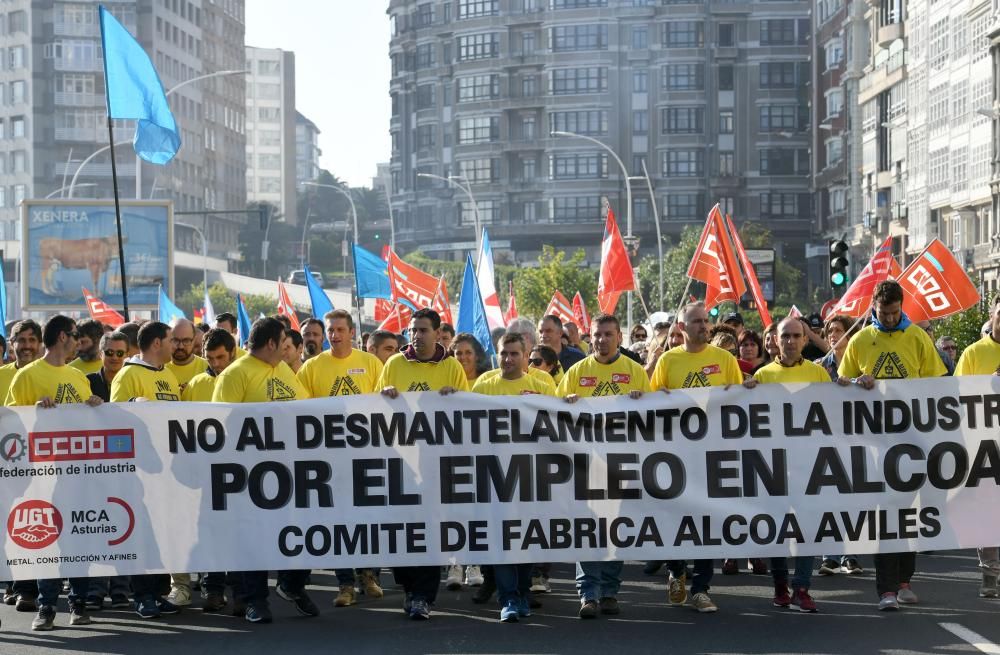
[668, 559, 713, 594]
[770, 557, 813, 589]
[575, 561, 623, 601]
[494, 563, 532, 606]
[38, 577, 89, 608]
[88, 576, 130, 599]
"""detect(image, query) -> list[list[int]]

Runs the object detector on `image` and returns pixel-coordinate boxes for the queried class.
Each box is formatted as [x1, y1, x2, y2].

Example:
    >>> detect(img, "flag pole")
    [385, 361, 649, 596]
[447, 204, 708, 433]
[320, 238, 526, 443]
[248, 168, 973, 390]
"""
[106, 121, 130, 321]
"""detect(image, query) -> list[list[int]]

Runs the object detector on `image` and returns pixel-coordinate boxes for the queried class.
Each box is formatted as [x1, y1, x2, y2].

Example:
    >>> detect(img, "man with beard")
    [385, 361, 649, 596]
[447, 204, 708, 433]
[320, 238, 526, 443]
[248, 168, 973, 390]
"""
[165, 318, 207, 392]
[301, 318, 325, 361]
[68, 318, 105, 374]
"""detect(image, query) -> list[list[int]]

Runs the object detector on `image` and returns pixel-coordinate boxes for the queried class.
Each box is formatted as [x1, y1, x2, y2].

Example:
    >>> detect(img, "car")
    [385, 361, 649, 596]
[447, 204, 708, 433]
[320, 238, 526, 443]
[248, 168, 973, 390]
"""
[289, 269, 324, 287]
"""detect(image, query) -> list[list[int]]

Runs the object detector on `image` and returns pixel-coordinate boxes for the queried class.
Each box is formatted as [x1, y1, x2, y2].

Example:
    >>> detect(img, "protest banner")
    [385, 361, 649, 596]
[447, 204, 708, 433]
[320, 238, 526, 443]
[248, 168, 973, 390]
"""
[3, 376, 1000, 580]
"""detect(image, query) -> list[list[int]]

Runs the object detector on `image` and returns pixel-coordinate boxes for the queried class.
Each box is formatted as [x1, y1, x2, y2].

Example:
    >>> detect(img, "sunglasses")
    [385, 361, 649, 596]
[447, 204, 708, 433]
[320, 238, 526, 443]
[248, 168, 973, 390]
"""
[104, 349, 126, 357]
[528, 358, 544, 366]
[68, 331, 80, 339]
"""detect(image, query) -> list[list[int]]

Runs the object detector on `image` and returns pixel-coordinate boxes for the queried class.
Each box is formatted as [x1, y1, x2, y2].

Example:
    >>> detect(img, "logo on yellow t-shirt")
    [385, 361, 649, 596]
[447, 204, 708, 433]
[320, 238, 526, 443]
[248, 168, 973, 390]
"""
[407, 381, 431, 392]
[267, 378, 298, 400]
[154, 379, 179, 401]
[611, 373, 631, 384]
[872, 352, 907, 379]
[682, 371, 710, 388]
[329, 377, 363, 396]
[54, 384, 83, 404]
[591, 380, 625, 396]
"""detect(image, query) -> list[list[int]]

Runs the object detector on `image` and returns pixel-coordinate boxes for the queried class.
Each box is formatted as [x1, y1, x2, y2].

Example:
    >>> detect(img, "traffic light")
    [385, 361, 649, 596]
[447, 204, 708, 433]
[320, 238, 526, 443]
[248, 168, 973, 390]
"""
[829, 240, 849, 293]
[709, 306, 720, 320]
[374, 232, 381, 241]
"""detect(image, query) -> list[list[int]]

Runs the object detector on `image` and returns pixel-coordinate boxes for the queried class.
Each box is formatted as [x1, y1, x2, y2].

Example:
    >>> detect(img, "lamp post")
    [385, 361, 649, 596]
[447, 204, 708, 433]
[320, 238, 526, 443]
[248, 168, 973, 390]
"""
[299, 207, 313, 269]
[300, 181, 358, 245]
[416, 172, 482, 255]
[45, 183, 95, 198]
[551, 130, 634, 330]
[629, 158, 664, 309]
[176, 220, 208, 296]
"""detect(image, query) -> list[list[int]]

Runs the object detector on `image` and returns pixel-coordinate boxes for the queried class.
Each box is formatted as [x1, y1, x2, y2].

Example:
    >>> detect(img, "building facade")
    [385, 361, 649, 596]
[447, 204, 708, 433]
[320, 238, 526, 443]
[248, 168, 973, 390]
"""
[295, 111, 321, 185]
[245, 45, 297, 224]
[387, 0, 813, 265]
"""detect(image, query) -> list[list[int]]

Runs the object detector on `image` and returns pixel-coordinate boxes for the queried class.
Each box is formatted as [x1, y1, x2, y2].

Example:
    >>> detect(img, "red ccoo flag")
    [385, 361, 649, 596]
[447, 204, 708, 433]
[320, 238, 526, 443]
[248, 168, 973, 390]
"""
[832, 237, 901, 317]
[687, 205, 746, 309]
[544, 291, 575, 325]
[387, 249, 441, 310]
[377, 303, 412, 334]
[276, 279, 301, 332]
[572, 292, 591, 333]
[82, 287, 125, 327]
[897, 239, 980, 322]
[597, 206, 635, 314]
[725, 213, 772, 329]
[504, 280, 518, 324]
[374, 297, 393, 322]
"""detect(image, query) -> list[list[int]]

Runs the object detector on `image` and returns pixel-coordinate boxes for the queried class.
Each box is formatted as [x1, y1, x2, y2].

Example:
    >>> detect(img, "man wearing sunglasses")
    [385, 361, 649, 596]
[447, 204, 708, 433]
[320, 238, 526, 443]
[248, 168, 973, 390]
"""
[166, 318, 207, 392]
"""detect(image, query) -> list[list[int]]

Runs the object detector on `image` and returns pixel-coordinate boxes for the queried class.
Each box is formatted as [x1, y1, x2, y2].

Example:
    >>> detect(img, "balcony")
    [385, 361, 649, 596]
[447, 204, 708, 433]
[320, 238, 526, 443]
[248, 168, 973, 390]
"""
[877, 22, 904, 49]
[54, 92, 103, 107]
[53, 20, 100, 38]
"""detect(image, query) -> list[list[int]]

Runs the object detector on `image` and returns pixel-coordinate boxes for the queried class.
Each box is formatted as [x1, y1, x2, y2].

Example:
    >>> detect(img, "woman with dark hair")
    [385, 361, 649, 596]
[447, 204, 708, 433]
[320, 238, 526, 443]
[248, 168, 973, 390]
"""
[450, 332, 491, 383]
[738, 330, 768, 373]
[629, 324, 648, 346]
[528, 345, 562, 379]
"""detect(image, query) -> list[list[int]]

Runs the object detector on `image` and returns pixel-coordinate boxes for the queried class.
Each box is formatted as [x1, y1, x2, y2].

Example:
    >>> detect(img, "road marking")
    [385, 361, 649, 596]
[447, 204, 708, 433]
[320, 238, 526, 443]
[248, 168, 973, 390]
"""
[940, 622, 1000, 654]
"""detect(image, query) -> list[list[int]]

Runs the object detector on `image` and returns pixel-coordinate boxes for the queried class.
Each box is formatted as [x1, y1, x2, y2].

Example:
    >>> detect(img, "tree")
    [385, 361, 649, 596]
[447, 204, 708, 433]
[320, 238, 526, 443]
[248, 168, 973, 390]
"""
[177, 282, 281, 320]
[512, 247, 597, 320]
[238, 202, 299, 279]
[936, 304, 989, 351]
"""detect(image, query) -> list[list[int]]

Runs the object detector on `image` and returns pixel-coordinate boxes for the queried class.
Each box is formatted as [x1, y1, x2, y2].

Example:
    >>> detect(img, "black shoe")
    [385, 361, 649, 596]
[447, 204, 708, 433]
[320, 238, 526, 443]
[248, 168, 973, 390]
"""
[275, 584, 319, 617]
[110, 594, 131, 609]
[31, 605, 55, 631]
[69, 604, 92, 626]
[3, 588, 16, 605]
[16, 594, 38, 612]
[231, 599, 248, 617]
[202, 593, 227, 613]
[245, 603, 273, 624]
[471, 578, 496, 604]
[643, 561, 664, 575]
[156, 598, 181, 615]
[85, 595, 104, 611]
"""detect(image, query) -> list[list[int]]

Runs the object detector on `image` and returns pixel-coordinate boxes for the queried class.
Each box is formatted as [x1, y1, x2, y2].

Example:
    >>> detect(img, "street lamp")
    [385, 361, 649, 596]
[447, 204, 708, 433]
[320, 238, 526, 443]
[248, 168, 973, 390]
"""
[416, 172, 481, 255]
[628, 158, 664, 309]
[551, 130, 634, 330]
[67, 141, 132, 198]
[299, 207, 313, 269]
[45, 183, 95, 199]
[177, 219, 208, 296]
[300, 181, 358, 245]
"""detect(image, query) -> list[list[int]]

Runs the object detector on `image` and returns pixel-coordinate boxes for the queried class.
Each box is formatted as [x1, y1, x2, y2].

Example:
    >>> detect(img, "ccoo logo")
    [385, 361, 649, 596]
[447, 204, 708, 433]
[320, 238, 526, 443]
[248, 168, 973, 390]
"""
[7, 500, 63, 549]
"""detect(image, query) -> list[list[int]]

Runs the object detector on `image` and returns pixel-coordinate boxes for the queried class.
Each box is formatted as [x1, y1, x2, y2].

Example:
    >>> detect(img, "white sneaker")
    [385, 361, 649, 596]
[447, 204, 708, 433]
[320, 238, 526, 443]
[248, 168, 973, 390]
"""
[166, 585, 192, 607]
[530, 576, 551, 593]
[897, 583, 918, 604]
[465, 566, 484, 586]
[445, 564, 464, 590]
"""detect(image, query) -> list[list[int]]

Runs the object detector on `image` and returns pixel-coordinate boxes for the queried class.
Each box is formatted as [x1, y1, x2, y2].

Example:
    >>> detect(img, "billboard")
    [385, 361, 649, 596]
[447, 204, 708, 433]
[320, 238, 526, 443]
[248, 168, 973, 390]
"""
[21, 200, 173, 311]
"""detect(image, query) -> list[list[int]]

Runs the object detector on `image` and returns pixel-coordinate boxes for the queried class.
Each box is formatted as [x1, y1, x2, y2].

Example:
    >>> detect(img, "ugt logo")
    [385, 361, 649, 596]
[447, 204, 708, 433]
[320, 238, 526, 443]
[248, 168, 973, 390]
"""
[7, 500, 63, 549]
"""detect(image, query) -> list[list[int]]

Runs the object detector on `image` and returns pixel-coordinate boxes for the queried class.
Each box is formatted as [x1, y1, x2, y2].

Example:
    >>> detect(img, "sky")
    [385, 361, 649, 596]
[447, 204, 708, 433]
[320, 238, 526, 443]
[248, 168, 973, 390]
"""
[245, 1, 390, 188]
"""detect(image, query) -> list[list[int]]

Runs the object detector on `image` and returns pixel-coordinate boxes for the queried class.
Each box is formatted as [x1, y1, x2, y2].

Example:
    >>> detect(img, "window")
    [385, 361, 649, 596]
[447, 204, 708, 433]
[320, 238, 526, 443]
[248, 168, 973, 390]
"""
[760, 192, 809, 219]
[719, 110, 734, 134]
[549, 196, 601, 223]
[521, 74, 536, 96]
[12, 150, 25, 172]
[663, 21, 704, 48]
[521, 32, 535, 54]
[457, 33, 499, 60]
[13, 184, 25, 206]
[718, 23, 735, 47]
[461, 200, 496, 225]
[928, 83, 948, 132]
[458, 158, 499, 184]
[632, 26, 648, 49]
[520, 115, 536, 140]
[457, 116, 499, 144]
[759, 148, 809, 175]
[59, 74, 95, 95]
[952, 147, 968, 193]
[415, 124, 435, 149]
[663, 64, 704, 90]
[632, 110, 648, 134]
[258, 129, 281, 146]
[457, 75, 500, 102]
[258, 107, 280, 121]
[550, 67, 607, 94]
[718, 65, 734, 91]
[8, 45, 24, 69]
[549, 153, 607, 179]
[551, 0, 607, 7]
[662, 107, 705, 134]
[549, 110, 608, 135]
[10, 80, 24, 104]
[257, 154, 281, 170]
[8, 10, 26, 33]
[256, 83, 280, 99]
[11, 116, 24, 138]
[415, 84, 435, 110]
[257, 60, 280, 75]
[929, 18, 949, 71]
[416, 3, 434, 27]
[824, 38, 843, 70]
[760, 19, 796, 45]
[415, 43, 435, 68]
[632, 69, 648, 93]
[825, 137, 843, 167]
[666, 193, 704, 220]
[719, 152, 734, 176]
[760, 62, 797, 88]
[825, 88, 844, 118]
[760, 105, 807, 131]
[259, 177, 281, 193]
[951, 81, 968, 124]
[662, 150, 704, 177]
[551, 24, 608, 51]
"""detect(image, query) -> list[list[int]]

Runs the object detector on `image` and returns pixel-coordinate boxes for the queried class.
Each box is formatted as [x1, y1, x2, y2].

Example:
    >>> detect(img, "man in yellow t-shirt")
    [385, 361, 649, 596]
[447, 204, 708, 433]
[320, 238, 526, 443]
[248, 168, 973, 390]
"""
[376, 308, 469, 621]
[182, 328, 237, 402]
[215, 312, 248, 359]
[212, 318, 313, 624]
[837, 280, 945, 612]
[165, 318, 207, 391]
[297, 309, 384, 607]
[556, 313, 648, 620]
[473, 332, 552, 622]
[744, 318, 845, 614]
[9, 316, 103, 631]
[954, 296, 1000, 598]
[301, 318, 325, 362]
[0, 319, 43, 405]
[652, 302, 742, 614]
[67, 318, 105, 376]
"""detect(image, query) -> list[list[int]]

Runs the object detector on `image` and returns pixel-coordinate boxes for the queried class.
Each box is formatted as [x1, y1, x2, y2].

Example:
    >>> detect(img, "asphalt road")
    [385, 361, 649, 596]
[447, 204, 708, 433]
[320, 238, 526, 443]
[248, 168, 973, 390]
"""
[1, 551, 998, 655]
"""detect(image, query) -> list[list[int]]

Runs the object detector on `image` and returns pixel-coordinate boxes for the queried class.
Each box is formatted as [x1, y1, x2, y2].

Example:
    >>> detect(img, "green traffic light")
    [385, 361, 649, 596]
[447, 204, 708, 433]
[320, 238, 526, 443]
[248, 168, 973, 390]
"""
[831, 272, 846, 286]
[709, 307, 719, 317]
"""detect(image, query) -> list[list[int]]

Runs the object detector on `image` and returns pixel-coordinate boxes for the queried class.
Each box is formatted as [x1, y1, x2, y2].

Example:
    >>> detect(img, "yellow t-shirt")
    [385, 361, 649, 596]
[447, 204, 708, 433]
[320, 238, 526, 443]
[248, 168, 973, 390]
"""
[297, 348, 383, 397]
[166, 355, 208, 387]
[212, 356, 308, 403]
[6, 359, 92, 406]
[753, 359, 832, 384]
[234, 345, 247, 359]
[650, 344, 743, 390]
[0, 362, 21, 404]
[557, 354, 651, 397]
[375, 353, 470, 393]
[472, 372, 555, 396]
[477, 367, 557, 394]
[955, 335, 1000, 376]
[181, 371, 218, 402]
[110, 361, 181, 402]
[69, 357, 104, 376]
[839, 323, 946, 380]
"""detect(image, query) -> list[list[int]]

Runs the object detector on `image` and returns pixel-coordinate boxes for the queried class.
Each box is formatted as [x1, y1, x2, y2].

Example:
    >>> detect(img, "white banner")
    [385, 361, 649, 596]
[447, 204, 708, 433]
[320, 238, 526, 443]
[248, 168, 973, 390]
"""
[3, 376, 1000, 579]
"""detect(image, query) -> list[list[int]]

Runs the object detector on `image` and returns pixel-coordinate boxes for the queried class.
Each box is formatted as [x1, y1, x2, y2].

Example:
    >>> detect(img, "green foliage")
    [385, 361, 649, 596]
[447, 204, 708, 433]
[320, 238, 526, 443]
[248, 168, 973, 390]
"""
[936, 304, 989, 351]
[176, 282, 279, 320]
[512, 247, 597, 320]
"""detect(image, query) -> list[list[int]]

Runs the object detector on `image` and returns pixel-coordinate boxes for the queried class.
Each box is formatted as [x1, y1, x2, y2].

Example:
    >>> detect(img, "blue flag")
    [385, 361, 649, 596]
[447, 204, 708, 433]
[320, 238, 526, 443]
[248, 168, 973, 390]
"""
[304, 264, 333, 319]
[158, 286, 185, 323]
[99, 5, 180, 165]
[352, 244, 391, 299]
[235, 294, 252, 348]
[456, 254, 496, 360]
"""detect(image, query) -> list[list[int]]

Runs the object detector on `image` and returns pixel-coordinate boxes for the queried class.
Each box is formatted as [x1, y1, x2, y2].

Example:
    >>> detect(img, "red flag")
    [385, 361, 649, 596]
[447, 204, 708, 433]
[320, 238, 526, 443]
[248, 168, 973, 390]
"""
[374, 298, 393, 322]
[725, 214, 772, 329]
[432, 276, 453, 325]
[193, 307, 205, 325]
[832, 237, 901, 317]
[377, 303, 412, 333]
[82, 287, 125, 327]
[897, 239, 980, 322]
[787, 305, 802, 319]
[687, 205, 746, 309]
[504, 280, 518, 324]
[572, 292, 591, 333]
[386, 249, 441, 310]
[597, 206, 635, 314]
[544, 291, 575, 325]
[276, 279, 301, 332]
